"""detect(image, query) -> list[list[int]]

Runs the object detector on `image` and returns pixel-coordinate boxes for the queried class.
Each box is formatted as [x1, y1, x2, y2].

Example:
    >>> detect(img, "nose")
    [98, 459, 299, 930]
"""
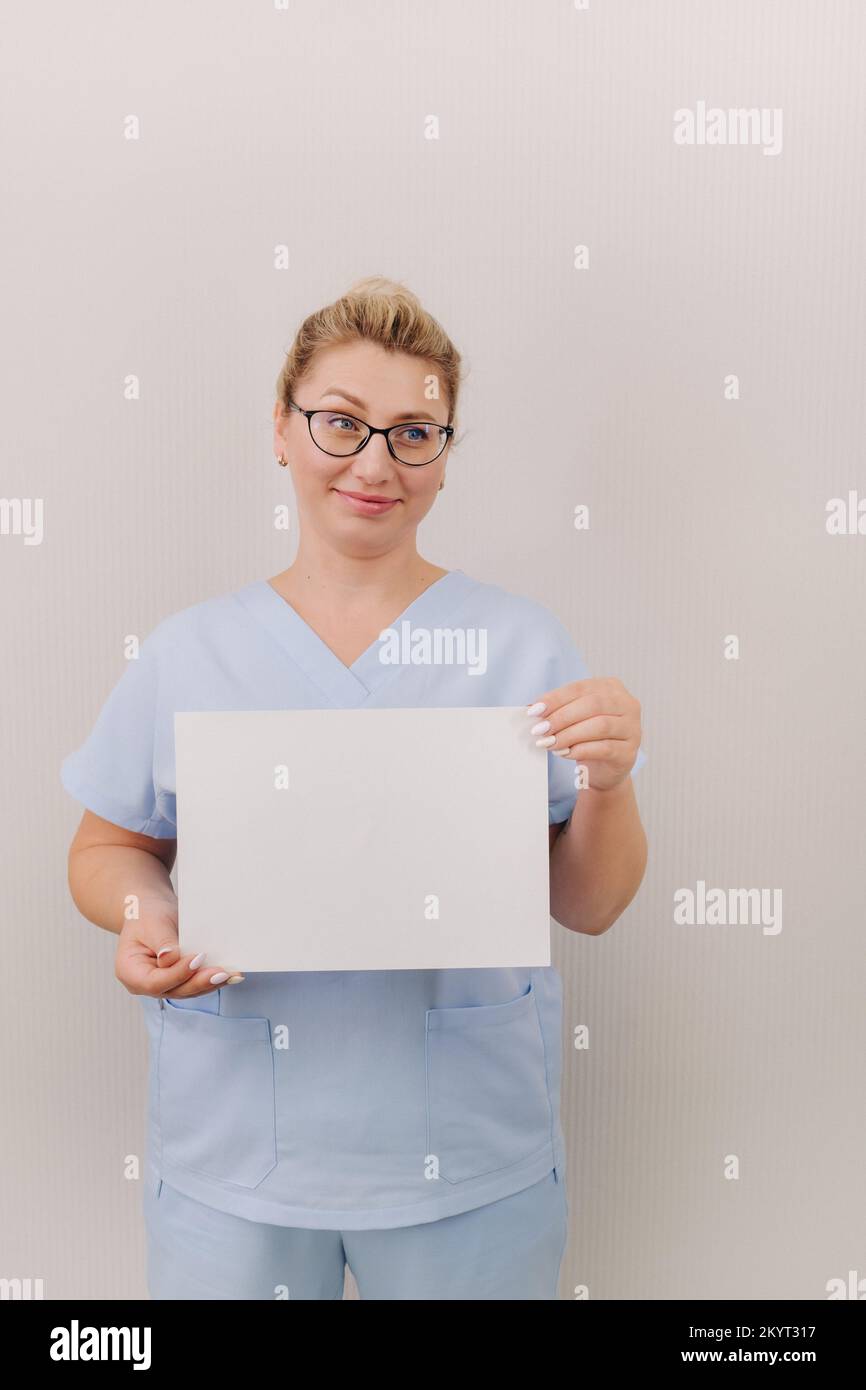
[349, 434, 397, 487]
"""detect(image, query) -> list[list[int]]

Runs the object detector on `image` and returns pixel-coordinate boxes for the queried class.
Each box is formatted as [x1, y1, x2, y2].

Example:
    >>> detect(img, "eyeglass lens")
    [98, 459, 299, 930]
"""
[310, 411, 445, 465]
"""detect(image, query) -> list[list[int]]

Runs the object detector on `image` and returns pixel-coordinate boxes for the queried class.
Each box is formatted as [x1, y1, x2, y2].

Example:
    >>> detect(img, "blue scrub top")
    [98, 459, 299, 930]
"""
[61, 569, 646, 1229]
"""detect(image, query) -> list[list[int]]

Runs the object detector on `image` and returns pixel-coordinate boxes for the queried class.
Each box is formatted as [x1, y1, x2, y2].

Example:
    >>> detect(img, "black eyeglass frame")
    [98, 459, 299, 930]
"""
[287, 398, 454, 467]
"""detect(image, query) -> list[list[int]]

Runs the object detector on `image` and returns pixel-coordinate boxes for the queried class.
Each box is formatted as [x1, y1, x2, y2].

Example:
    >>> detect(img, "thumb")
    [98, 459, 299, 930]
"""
[133, 902, 179, 965]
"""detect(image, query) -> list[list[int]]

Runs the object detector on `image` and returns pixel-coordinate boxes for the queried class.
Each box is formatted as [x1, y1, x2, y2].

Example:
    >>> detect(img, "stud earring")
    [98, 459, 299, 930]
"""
[438, 479, 445, 491]
[277, 454, 288, 467]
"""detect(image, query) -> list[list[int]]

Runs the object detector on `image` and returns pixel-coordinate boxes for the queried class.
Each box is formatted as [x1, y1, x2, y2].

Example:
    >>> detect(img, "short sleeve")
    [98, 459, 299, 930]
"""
[545, 619, 647, 826]
[60, 631, 176, 838]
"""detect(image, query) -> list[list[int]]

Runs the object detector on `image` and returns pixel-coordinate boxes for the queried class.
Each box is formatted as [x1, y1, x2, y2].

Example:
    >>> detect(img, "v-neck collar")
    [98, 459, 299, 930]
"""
[234, 568, 478, 707]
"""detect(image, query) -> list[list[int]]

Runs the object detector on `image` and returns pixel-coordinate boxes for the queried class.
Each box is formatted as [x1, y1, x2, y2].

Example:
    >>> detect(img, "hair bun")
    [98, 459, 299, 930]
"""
[345, 275, 421, 306]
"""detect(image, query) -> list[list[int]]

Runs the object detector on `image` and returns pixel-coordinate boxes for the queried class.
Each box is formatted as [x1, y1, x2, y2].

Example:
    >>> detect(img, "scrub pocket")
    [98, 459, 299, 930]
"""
[157, 998, 277, 1189]
[425, 981, 554, 1185]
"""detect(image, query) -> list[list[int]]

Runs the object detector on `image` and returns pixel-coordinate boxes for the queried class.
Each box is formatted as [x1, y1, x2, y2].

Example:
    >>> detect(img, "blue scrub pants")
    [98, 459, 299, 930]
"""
[144, 1170, 568, 1300]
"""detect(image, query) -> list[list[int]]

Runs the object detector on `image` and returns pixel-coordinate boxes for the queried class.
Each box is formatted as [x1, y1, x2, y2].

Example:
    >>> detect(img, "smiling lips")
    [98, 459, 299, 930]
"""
[333, 488, 401, 516]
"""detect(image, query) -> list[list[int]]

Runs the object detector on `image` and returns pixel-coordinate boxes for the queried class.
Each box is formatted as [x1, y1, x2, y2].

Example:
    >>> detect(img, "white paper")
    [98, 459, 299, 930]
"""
[174, 707, 551, 971]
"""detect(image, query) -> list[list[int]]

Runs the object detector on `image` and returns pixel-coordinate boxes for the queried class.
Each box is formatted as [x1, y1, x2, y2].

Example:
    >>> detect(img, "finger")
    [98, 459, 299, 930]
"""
[528, 691, 631, 737]
[534, 712, 632, 750]
[131, 910, 180, 967]
[118, 941, 210, 996]
[163, 966, 243, 1000]
[525, 680, 593, 718]
[155, 942, 180, 967]
[556, 739, 624, 762]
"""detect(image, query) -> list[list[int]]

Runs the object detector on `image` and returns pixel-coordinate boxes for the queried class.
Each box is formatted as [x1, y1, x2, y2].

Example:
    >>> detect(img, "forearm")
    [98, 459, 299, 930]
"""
[549, 775, 647, 935]
[68, 845, 176, 935]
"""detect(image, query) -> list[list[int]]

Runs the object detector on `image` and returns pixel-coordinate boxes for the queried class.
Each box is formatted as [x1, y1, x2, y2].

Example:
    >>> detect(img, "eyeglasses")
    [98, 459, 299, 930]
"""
[287, 399, 453, 467]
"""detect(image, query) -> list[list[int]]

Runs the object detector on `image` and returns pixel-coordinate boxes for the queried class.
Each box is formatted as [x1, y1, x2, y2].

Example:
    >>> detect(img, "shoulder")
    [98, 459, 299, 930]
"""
[137, 582, 262, 662]
[456, 570, 576, 649]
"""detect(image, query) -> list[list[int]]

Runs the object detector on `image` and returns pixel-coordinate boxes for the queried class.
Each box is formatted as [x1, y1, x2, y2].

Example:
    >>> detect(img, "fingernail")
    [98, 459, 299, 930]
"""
[536, 735, 556, 747]
[189, 952, 206, 970]
[552, 748, 571, 757]
[226, 974, 245, 984]
[525, 702, 546, 716]
[209, 972, 229, 984]
[156, 946, 175, 959]
[530, 720, 550, 735]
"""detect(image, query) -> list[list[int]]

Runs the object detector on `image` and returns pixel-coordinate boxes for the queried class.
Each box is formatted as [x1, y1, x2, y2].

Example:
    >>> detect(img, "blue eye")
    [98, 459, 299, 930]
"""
[396, 425, 431, 445]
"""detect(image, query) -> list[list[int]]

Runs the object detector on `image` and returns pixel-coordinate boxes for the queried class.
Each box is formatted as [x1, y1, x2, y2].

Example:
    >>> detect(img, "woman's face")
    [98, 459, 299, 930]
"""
[273, 340, 451, 556]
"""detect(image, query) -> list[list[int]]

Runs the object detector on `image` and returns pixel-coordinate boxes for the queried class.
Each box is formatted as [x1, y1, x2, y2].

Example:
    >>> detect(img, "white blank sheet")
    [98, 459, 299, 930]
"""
[174, 707, 551, 971]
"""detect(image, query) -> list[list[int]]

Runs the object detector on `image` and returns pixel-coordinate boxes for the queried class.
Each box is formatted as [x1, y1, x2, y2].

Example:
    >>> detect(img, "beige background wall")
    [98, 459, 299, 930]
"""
[1, 0, 863, 1299]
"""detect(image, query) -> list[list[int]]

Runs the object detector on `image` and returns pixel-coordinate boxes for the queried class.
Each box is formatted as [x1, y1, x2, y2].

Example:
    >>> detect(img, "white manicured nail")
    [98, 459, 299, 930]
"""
[536, 735, 556, 747]
[525, 702, 546, 716]
[209, 972, 229, 984]
[156, 946, 174, 960]
[552, 748, 572, 757]
[226, 974, 245, 984]
[188, 952, 205, 970]
[530, 720, 550, 735]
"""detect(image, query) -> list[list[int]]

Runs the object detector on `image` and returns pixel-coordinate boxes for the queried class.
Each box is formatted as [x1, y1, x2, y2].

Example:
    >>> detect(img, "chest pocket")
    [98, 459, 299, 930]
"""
[157, 999, 277, 1188]
[425, 982, 554, 1185]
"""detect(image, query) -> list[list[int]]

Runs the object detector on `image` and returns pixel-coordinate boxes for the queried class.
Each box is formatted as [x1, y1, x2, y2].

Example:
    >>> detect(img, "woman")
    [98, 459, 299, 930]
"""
[61, 277, 648, 1300]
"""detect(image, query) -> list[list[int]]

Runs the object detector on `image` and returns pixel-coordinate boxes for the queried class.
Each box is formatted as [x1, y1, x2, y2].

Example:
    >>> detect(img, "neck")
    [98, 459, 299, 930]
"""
[272, 531, 443, 606]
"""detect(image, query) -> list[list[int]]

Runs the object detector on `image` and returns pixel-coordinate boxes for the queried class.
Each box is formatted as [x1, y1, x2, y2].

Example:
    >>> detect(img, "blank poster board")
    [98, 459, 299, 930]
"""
[174, 706, 552, 971]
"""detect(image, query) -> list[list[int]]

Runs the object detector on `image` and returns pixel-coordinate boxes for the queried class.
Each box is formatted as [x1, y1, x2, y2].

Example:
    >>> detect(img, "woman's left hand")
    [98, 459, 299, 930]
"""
[526, 677, 642, 793]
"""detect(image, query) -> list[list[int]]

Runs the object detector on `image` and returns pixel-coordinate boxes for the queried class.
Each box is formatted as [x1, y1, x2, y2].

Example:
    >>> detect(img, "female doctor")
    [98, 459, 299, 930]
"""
[62, 277, 648, 1301]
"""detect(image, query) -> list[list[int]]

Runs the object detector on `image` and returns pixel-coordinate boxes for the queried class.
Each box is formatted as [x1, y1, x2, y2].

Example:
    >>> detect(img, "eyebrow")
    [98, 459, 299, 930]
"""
[319, 386, 441, 424]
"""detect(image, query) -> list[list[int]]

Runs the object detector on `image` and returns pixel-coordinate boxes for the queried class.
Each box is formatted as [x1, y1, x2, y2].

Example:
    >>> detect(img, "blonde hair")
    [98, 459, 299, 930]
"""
[275, 276, 464, 435]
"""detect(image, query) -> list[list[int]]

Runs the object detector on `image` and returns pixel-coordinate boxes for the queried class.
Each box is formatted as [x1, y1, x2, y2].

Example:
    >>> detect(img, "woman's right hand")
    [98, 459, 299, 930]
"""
[115, 894, 239, 999]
